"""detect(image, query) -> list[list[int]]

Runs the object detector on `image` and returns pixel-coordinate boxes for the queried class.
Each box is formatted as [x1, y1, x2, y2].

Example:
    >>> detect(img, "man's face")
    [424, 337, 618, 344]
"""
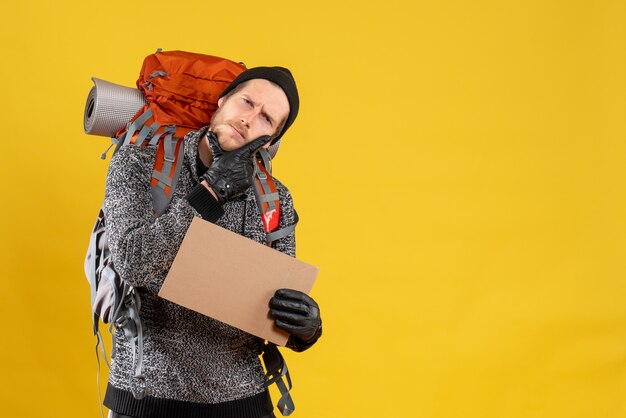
[210, 79, 290, 152]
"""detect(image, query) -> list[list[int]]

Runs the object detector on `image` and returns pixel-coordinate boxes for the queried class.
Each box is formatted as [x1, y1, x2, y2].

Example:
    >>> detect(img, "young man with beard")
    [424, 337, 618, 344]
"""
[102, 67, 322, 418]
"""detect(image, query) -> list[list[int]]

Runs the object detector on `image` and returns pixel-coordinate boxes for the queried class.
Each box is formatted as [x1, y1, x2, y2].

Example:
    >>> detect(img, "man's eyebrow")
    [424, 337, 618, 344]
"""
[262, 110, 276, 126]
[245, 94, 277, 126]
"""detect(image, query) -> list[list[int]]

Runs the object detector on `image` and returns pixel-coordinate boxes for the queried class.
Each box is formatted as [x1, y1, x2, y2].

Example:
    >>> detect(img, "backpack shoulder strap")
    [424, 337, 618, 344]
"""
[150, 126, 187, 216]
[253, 148, 298, 244]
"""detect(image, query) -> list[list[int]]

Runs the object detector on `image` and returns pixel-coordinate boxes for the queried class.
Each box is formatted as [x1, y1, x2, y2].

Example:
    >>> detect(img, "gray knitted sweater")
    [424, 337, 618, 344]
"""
[102, 129, 296, 417]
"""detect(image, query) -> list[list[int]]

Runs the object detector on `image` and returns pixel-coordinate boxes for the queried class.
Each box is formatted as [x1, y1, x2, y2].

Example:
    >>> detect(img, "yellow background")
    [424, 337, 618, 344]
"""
[1, 0, 625, 417]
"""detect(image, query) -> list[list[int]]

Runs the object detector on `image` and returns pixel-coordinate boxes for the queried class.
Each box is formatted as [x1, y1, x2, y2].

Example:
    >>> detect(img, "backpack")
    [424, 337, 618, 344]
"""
[84, 49, 296, 415]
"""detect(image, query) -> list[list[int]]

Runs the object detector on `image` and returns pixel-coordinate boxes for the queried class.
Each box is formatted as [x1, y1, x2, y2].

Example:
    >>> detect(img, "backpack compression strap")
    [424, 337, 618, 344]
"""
[263, 342, 295, 416]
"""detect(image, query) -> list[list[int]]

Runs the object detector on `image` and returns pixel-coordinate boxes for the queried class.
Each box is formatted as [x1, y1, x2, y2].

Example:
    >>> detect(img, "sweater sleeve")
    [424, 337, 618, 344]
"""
[103, 144, 195, 294]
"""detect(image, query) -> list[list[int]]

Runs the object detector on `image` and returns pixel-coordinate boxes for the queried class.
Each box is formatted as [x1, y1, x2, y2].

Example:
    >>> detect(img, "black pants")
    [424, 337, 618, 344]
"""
[109, 412, 276, 418]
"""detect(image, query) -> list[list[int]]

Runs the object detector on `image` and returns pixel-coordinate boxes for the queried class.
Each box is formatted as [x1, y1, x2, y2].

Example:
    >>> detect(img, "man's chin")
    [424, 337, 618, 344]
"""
[212, 126, 247, 151]
[216, 135, 244, 151]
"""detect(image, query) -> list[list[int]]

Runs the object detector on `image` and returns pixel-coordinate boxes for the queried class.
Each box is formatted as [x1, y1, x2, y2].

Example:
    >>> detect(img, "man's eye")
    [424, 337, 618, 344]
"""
[243, 98, 252, 107]
[262, 115, 272, 126]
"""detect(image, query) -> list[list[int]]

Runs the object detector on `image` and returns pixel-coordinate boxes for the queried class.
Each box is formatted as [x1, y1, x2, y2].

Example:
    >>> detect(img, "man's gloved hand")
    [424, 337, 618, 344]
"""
[201, 131, 272, 202]
[269, 289, 322, 345]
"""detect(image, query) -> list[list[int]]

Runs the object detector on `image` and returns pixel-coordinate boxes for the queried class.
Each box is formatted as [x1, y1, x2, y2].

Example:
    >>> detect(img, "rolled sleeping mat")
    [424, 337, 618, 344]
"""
[83, 77, 147, 137]
[83, 77, 281, 158]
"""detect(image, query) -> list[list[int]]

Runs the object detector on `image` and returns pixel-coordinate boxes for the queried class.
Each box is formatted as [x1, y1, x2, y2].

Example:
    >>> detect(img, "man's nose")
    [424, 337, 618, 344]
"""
[241, 108, 261, 127]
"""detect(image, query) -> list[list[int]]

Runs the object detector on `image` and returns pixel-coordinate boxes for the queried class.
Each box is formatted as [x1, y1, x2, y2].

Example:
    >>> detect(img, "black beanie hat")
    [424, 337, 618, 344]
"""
[219, 66, 299, 144]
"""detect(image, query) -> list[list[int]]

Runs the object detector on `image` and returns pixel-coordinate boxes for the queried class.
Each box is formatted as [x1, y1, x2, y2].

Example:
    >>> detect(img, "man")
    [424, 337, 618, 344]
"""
[102, 66, 322, 418]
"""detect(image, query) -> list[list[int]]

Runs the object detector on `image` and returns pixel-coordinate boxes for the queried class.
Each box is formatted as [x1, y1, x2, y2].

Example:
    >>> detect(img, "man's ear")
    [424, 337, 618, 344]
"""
[217, 97, 224, 108]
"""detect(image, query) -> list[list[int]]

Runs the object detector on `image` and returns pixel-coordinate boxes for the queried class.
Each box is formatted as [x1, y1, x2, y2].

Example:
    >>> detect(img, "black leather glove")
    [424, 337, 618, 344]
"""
[269, 289, 322, 345]
[201, 131, 271, 202]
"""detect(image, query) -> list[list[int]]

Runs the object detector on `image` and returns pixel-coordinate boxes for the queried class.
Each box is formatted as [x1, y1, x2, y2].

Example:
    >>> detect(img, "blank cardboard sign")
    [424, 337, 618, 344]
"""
[159, 217, 319, 346]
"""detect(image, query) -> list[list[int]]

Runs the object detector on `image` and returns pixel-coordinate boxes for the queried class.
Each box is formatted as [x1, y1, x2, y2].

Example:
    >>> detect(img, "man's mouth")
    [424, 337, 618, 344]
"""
[229, 124, 245, 140]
